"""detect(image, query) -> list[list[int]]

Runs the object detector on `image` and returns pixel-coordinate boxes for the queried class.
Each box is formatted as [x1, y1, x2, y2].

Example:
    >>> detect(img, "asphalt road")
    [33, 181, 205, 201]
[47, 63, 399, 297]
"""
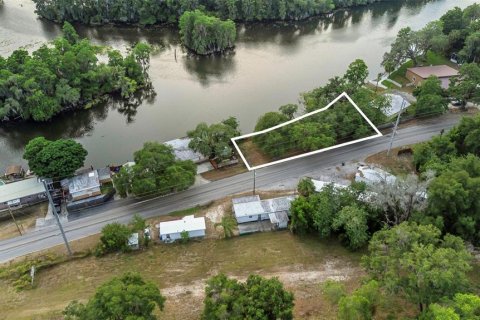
[0, 114, 463, 263]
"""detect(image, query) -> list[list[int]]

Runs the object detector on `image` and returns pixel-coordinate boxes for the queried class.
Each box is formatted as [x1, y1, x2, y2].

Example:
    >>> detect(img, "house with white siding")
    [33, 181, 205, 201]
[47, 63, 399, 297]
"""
[232, 195, 295, 234]
[158, 215, 206, 242]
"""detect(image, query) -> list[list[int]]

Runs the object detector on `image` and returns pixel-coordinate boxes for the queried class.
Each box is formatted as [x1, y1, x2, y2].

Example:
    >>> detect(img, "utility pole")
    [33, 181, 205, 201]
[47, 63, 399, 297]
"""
[43, 180, 72, 256]
[253, 170, 256, 195]
[7, 205, 22, 236]
[387, 98, 406, 157]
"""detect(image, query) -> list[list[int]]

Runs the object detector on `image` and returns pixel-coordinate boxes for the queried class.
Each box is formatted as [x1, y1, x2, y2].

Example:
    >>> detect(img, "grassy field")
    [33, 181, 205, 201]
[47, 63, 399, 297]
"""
[0, 232, 366, 320]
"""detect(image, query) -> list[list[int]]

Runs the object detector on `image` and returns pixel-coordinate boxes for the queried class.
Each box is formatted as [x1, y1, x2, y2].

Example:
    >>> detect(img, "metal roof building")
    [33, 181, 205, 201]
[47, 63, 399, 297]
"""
[159, 215, 206, 242]
[0, 178, 46, 211]
[232, 195, 295, 227]
[164, 138, 208, 163]
[68, 170, 101, 201]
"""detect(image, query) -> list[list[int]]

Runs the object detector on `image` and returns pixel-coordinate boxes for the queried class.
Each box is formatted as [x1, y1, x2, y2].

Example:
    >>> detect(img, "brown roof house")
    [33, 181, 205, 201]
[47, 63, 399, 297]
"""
[406, 65, 459, 89]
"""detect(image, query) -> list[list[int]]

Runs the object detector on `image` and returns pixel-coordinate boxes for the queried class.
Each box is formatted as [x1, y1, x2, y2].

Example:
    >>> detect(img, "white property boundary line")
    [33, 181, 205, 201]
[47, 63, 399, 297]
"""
[231, 92, 383, 171]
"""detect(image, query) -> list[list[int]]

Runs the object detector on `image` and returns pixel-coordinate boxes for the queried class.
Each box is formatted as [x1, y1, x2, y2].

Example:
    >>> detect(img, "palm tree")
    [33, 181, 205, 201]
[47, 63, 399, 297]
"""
[214, 216, 237, 238]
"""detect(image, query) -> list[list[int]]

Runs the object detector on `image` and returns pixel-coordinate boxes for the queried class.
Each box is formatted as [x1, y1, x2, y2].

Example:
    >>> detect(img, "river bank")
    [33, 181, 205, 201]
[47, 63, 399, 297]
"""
[0, 0, 477, 172]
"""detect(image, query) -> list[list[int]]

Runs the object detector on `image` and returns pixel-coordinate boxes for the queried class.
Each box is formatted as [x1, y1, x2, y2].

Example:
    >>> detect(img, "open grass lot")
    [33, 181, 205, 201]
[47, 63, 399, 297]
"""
[0, 232, 365, 320]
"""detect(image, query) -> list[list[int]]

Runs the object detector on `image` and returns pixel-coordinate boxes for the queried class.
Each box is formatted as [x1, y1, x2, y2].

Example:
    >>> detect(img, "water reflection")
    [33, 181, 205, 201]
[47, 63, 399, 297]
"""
[0, 0, 475, 171]
[182, 52, 237, 87]
[111, 84, 157, 123]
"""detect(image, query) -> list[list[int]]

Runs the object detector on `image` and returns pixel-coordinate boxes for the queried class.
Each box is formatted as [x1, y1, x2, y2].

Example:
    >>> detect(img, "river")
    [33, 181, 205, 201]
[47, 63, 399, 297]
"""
[0, 0, 476, 171]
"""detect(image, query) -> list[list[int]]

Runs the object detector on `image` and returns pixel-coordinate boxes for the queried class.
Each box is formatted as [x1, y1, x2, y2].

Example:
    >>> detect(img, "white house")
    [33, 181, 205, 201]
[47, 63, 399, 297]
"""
[232, 195, 295, 230]
[232, 195, 269, 223]
[159, 215, 206, 242]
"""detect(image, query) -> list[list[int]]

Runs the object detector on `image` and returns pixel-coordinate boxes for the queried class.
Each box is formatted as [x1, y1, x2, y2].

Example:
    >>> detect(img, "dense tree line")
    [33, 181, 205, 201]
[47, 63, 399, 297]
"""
[290, 181, 373, 250]
[251, 59, 389, 158]
[382, 3, 480, 71]
[413, 114, 480, 244]
[180, 10, 236, 55]
[113, 142, 197, 198]
[33, 0, 389, 26]
[0, 22, 151, 122]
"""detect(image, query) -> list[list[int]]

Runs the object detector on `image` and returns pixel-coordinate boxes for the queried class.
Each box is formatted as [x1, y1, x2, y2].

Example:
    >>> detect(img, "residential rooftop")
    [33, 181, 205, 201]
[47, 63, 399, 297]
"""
[407, 65, 459, 78]
[159, 215, 206, 235]
[0, 178, 45, 204]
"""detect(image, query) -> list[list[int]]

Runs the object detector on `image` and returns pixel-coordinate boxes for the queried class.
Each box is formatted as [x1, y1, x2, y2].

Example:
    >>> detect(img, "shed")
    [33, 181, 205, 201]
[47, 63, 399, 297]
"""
[159, 215, 206, 242]
[97, 167, 112, 184]
[268, 212, 289, 229]
[0, 178, 47, 211]
[4, 165, 24, 181]
[406, 65, 459, 89]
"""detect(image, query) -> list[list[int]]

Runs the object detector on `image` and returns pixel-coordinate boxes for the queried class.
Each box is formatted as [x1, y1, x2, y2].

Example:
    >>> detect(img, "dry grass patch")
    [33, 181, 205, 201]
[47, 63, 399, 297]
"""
[0, 231, 364, 320]
[365, 146, 415, 176]
[201, 163, 248, 181]
[0, 203, 48, 240]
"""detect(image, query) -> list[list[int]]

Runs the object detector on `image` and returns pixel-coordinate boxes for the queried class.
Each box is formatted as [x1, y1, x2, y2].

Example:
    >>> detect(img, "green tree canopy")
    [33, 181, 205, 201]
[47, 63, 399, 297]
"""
[202, 273, 294, 320]
[421, 293, 480, 320]
[337, 280, 381, 320]
[63, 272, 165, 320]
[297, 177, 315, 197]
[362, 222, 472, 312]
[449, 63, 480, 107]
[187, 117, 240, 161]
[97, 222, 132, 254]
[0, 22, 151, 122]
[113, 142, 197, 197]
[179, 10, 236, 55]
[23, 137, 87, 179]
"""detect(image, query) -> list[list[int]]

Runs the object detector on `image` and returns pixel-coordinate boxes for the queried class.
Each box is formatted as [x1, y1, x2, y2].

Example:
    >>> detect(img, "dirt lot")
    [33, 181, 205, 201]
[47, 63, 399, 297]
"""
[0, 203, 48, 241]
[365, 146, 416, 176]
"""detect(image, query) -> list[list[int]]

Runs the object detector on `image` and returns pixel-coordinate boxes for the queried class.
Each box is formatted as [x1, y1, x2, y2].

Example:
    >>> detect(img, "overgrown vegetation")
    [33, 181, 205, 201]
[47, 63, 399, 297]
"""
[412, 114, 480, 244]
[113, 142, 197, 198]
[63, 272, 165, 320]
[187, 116, 240, 162]
[32, 0, 390, 26]
[245, 59, 389, 159]
[180, 10, 236, 55]
[202, 273, 294, 320]
[0, 22, 151, 122]
[0, 252, 89, 291]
